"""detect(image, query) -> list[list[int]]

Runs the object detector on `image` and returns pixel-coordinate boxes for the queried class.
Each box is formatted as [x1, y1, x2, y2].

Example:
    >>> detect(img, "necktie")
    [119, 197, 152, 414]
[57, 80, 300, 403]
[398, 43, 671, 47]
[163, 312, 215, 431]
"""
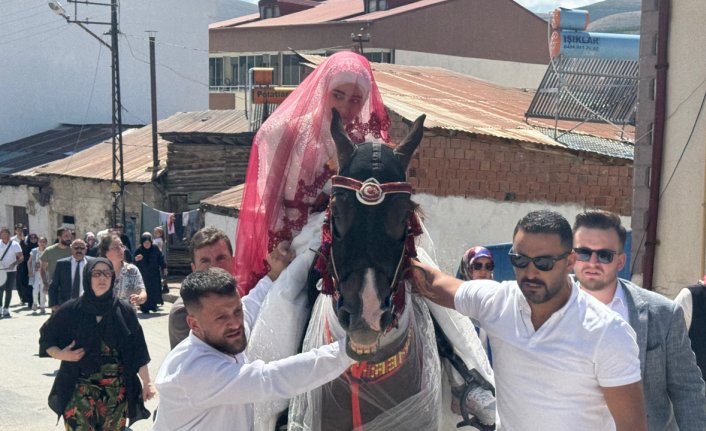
[71, 261, 81, 298]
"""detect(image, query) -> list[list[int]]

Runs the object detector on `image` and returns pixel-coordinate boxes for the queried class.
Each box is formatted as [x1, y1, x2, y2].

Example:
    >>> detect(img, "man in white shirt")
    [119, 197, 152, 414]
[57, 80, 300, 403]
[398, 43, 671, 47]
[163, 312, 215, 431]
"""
[154, 268, 355, 431]
[0, 226, 24, 318]
[573, 210, 706, 431]
[416, 210, 647, 430]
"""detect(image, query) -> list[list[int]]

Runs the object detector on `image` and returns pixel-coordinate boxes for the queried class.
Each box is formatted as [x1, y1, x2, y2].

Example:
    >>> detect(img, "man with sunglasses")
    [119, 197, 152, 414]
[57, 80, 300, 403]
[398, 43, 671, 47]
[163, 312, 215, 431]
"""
[416, 210, 646, 430]
[48, 239, 92, 311]
[573, 210, 706, 431]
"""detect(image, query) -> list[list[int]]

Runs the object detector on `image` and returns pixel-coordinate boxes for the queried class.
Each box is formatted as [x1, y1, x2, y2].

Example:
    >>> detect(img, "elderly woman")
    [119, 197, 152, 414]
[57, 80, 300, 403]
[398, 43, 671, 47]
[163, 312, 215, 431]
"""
[99, 233, 147, 307]
[39, 257, 155, 430]
[234, 51, 390, 294]
[133, 232, 166, 314]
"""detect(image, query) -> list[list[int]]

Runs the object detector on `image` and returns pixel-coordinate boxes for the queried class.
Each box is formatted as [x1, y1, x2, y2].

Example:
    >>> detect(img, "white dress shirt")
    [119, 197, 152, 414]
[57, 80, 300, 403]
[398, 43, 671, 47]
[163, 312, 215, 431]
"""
[674, 288, 694, 329]
[606, 281, 630, 322]
[154, 277, 354, 431]
[70, 257, 87, 297]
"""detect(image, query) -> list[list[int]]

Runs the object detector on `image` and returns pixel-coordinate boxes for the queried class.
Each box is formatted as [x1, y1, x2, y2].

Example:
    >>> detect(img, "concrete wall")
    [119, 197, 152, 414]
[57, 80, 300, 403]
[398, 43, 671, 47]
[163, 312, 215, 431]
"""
[1, 177, 159, 246]
[0, 185, 52, 238]
[649, 1, 706, 297]
[1, 0, 218, 144]
[204, 212, 238, 253]
[414, 193, 631, 274]
[395, 50, 547, 89]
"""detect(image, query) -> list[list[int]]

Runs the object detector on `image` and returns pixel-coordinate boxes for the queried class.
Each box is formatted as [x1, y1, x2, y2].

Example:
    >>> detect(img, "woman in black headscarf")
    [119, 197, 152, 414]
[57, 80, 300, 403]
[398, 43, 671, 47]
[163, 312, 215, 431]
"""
[133, 232, 166, 313]
[39, 257, 155, 430]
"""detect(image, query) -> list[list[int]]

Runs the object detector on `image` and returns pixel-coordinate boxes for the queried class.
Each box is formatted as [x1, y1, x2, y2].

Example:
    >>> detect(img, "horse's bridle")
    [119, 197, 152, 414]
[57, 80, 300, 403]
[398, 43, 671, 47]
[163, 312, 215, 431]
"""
[328, 175, 413, 322]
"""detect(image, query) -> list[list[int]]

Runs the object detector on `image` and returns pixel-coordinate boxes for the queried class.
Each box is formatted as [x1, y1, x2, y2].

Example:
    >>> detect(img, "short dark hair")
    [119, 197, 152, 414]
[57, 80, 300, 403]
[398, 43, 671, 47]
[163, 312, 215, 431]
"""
[513, 210, 573, 250]
[56, 227, 69, 238]
[573, 210, 627, 250]
[181, 268, 237, 312]
[98, 233, 121, 258]
[189, 226, 233, 263]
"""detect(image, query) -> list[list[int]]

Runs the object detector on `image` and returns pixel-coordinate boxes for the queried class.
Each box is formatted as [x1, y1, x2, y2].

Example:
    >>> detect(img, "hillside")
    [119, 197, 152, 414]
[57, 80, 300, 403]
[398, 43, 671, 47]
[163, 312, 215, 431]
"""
[588, 11, 641, 34]
[582, 0, 641, 22]
[535, 0, 641, 34]
[211, 0, 258, 23]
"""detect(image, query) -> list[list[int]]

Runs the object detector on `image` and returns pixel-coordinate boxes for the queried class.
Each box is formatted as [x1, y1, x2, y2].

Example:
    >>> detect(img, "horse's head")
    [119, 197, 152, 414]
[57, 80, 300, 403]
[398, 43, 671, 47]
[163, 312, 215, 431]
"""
[328, 108, 425, 361]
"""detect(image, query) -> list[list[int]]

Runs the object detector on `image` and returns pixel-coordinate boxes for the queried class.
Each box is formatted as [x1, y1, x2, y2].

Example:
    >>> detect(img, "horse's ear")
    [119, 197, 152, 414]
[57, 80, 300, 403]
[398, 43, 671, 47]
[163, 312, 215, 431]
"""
[394, 114, 426, 171]
[331, 108, 355, 171]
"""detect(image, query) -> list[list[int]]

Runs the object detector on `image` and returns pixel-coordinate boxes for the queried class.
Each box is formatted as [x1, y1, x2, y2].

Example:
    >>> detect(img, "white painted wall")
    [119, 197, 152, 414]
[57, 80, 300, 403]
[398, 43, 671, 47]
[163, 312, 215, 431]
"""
[395, 50, 547, 89]
[0, 185, 52, 238]
[652, 2, 706, 298]
[1, 0, 218, 145]
[414, 193, 631, 274]
[203, 195, 631, 276]
[204, 212, 238, 253]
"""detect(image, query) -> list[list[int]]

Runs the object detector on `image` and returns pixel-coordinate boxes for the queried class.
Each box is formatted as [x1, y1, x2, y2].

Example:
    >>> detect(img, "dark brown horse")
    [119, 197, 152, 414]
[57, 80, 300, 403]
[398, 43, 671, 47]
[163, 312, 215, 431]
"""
[287, 110, 495, 430]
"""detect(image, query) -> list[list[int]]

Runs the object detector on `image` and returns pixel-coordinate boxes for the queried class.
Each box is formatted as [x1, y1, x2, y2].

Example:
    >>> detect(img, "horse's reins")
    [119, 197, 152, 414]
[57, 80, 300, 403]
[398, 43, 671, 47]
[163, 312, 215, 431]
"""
[328, 175, 413, 322]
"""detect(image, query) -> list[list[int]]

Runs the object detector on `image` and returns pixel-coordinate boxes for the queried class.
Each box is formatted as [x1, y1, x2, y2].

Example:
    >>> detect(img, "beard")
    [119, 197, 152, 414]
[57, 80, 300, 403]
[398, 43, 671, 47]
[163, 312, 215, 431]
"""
[519, 277, 563, 304]
[203, 330, 247, 356]
[61, 239, 72, 246]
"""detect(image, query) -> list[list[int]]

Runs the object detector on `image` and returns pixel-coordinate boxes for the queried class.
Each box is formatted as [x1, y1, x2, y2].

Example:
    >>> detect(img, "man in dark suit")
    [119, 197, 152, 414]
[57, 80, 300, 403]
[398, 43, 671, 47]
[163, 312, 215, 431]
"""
[49, 239, 91, 311]
[573, 210, 706, 431]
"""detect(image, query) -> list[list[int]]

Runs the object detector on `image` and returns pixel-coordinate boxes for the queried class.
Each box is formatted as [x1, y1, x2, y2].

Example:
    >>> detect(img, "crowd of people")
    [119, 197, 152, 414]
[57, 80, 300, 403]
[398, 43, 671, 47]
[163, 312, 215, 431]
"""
[1, 51, 705, 430]
[0, 223, 167, 318]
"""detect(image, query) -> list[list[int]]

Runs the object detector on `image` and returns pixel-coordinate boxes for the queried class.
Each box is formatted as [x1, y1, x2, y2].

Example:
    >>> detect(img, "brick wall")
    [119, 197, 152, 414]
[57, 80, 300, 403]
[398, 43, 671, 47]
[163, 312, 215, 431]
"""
[388, 112, 633, 216]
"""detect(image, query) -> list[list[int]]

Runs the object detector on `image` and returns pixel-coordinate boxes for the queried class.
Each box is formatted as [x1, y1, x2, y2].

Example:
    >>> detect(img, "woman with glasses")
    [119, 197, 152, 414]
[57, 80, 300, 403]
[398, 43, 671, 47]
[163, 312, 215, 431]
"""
[456, 246, 495, 281]
[99, 234, 147, 307]
[39, 257, 155, 430]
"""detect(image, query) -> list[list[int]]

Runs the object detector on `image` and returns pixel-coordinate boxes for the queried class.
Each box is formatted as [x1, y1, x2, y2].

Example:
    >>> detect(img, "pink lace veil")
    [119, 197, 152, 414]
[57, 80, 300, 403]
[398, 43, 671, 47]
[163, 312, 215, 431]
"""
[235, 51, 390, 294]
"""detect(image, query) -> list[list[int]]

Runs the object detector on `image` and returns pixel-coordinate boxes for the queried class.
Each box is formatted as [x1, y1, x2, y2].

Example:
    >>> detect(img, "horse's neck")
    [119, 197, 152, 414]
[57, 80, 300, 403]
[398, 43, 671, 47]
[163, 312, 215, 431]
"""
[324, 289, 413, 358]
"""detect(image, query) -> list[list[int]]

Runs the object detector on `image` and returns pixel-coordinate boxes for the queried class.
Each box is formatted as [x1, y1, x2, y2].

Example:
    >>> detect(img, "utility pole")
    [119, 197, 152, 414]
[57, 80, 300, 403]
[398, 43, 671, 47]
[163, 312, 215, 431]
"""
[49, 0, 125, 227]
[351, 30, 371, 54]
[148, 32, 159, 181]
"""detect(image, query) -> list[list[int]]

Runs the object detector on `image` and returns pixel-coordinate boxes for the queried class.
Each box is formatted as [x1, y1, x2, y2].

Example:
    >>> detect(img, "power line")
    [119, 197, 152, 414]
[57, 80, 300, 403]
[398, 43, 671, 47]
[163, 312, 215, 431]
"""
[0, 23, 66, 47]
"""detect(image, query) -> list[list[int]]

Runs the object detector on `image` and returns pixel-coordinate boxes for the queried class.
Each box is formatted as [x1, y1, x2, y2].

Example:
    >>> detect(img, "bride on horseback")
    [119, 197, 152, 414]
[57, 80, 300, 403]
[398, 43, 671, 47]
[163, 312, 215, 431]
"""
[236, 51, 494, 431]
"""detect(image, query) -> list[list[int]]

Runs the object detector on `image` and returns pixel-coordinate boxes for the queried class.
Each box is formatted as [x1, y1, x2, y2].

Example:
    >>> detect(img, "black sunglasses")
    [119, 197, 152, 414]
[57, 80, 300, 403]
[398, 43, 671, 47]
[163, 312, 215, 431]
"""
[471, 262, 494, 272]
[573, 247, 617, 264]
[508, 250, 571, 272]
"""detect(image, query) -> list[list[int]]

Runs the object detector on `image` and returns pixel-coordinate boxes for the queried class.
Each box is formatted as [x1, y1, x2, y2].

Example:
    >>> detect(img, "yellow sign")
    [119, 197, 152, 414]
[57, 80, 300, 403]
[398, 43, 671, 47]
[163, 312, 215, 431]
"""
[252, 87, 295, 104]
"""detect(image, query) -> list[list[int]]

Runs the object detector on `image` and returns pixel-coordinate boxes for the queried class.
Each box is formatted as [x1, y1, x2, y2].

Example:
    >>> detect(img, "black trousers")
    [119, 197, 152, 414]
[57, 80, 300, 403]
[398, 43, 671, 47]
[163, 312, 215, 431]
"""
[1, 272, 16, 308]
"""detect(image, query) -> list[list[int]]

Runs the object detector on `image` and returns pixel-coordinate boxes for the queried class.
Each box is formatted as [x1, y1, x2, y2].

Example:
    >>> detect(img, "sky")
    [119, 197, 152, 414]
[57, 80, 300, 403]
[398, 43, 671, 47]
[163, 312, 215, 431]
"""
[241, 1, 596, 14]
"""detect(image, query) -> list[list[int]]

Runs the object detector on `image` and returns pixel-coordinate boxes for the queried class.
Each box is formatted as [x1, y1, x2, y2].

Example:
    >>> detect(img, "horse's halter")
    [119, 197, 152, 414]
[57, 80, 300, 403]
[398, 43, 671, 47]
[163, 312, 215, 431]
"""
[327, 175, 413, 324]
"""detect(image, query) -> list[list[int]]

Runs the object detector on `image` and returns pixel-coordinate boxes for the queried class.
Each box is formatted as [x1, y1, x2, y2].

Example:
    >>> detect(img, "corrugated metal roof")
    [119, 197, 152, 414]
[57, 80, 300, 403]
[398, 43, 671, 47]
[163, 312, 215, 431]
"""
[0, 124, 120, 174]
[201, 183, 245, 212]
[209, 13, 261, 29]
[235, 0, 362, 28]
[346, 0, 447, 21]
[301, 55, 634, 159]
[18, 110, 252, 183]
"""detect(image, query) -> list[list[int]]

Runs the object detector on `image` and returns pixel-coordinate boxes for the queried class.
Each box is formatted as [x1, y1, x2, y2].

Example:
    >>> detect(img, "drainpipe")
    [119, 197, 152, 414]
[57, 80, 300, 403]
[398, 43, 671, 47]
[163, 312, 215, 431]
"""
[643, 0, 670, 291]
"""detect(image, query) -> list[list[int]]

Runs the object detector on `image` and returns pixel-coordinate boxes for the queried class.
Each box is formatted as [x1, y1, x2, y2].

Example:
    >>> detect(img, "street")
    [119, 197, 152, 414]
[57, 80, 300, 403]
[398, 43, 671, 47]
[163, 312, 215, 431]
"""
[0, 298, 173, 431]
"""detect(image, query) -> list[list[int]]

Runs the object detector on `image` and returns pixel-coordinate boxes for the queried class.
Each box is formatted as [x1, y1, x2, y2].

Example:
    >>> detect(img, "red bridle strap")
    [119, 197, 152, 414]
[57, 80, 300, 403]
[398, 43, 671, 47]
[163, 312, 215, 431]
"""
[331, 176, 412, 206]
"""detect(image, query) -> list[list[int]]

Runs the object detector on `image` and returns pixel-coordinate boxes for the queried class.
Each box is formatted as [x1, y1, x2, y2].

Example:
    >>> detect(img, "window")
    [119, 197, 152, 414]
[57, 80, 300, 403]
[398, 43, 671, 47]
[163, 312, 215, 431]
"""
[282, 54, 302, 86]
[366, 0, 387, 13]
[209, 57, 224, 86]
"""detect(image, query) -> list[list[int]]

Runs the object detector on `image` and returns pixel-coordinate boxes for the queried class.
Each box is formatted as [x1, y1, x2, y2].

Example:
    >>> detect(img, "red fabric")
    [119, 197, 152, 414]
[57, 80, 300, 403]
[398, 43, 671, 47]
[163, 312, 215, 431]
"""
[235, 52, 390, 293]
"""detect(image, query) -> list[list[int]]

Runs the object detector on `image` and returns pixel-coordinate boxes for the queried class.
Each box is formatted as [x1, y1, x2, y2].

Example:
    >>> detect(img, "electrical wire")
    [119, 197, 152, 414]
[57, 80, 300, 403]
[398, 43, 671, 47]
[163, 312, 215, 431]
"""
[59, 43, 104, 176]
[0, 23, 66, 47]
[121, 33, 208, 88]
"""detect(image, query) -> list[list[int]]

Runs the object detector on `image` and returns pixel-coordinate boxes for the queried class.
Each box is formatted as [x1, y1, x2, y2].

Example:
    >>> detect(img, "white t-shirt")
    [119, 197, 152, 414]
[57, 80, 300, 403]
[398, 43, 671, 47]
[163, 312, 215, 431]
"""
[154, 276, 354, 431]
[0, 240, 22, 272]
[455, 279, 641, 431]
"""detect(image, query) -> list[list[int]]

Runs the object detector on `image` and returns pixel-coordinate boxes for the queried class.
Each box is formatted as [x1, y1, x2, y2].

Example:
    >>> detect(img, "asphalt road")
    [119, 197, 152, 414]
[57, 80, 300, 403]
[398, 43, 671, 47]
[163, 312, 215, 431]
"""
[0, 297, 173, 431]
